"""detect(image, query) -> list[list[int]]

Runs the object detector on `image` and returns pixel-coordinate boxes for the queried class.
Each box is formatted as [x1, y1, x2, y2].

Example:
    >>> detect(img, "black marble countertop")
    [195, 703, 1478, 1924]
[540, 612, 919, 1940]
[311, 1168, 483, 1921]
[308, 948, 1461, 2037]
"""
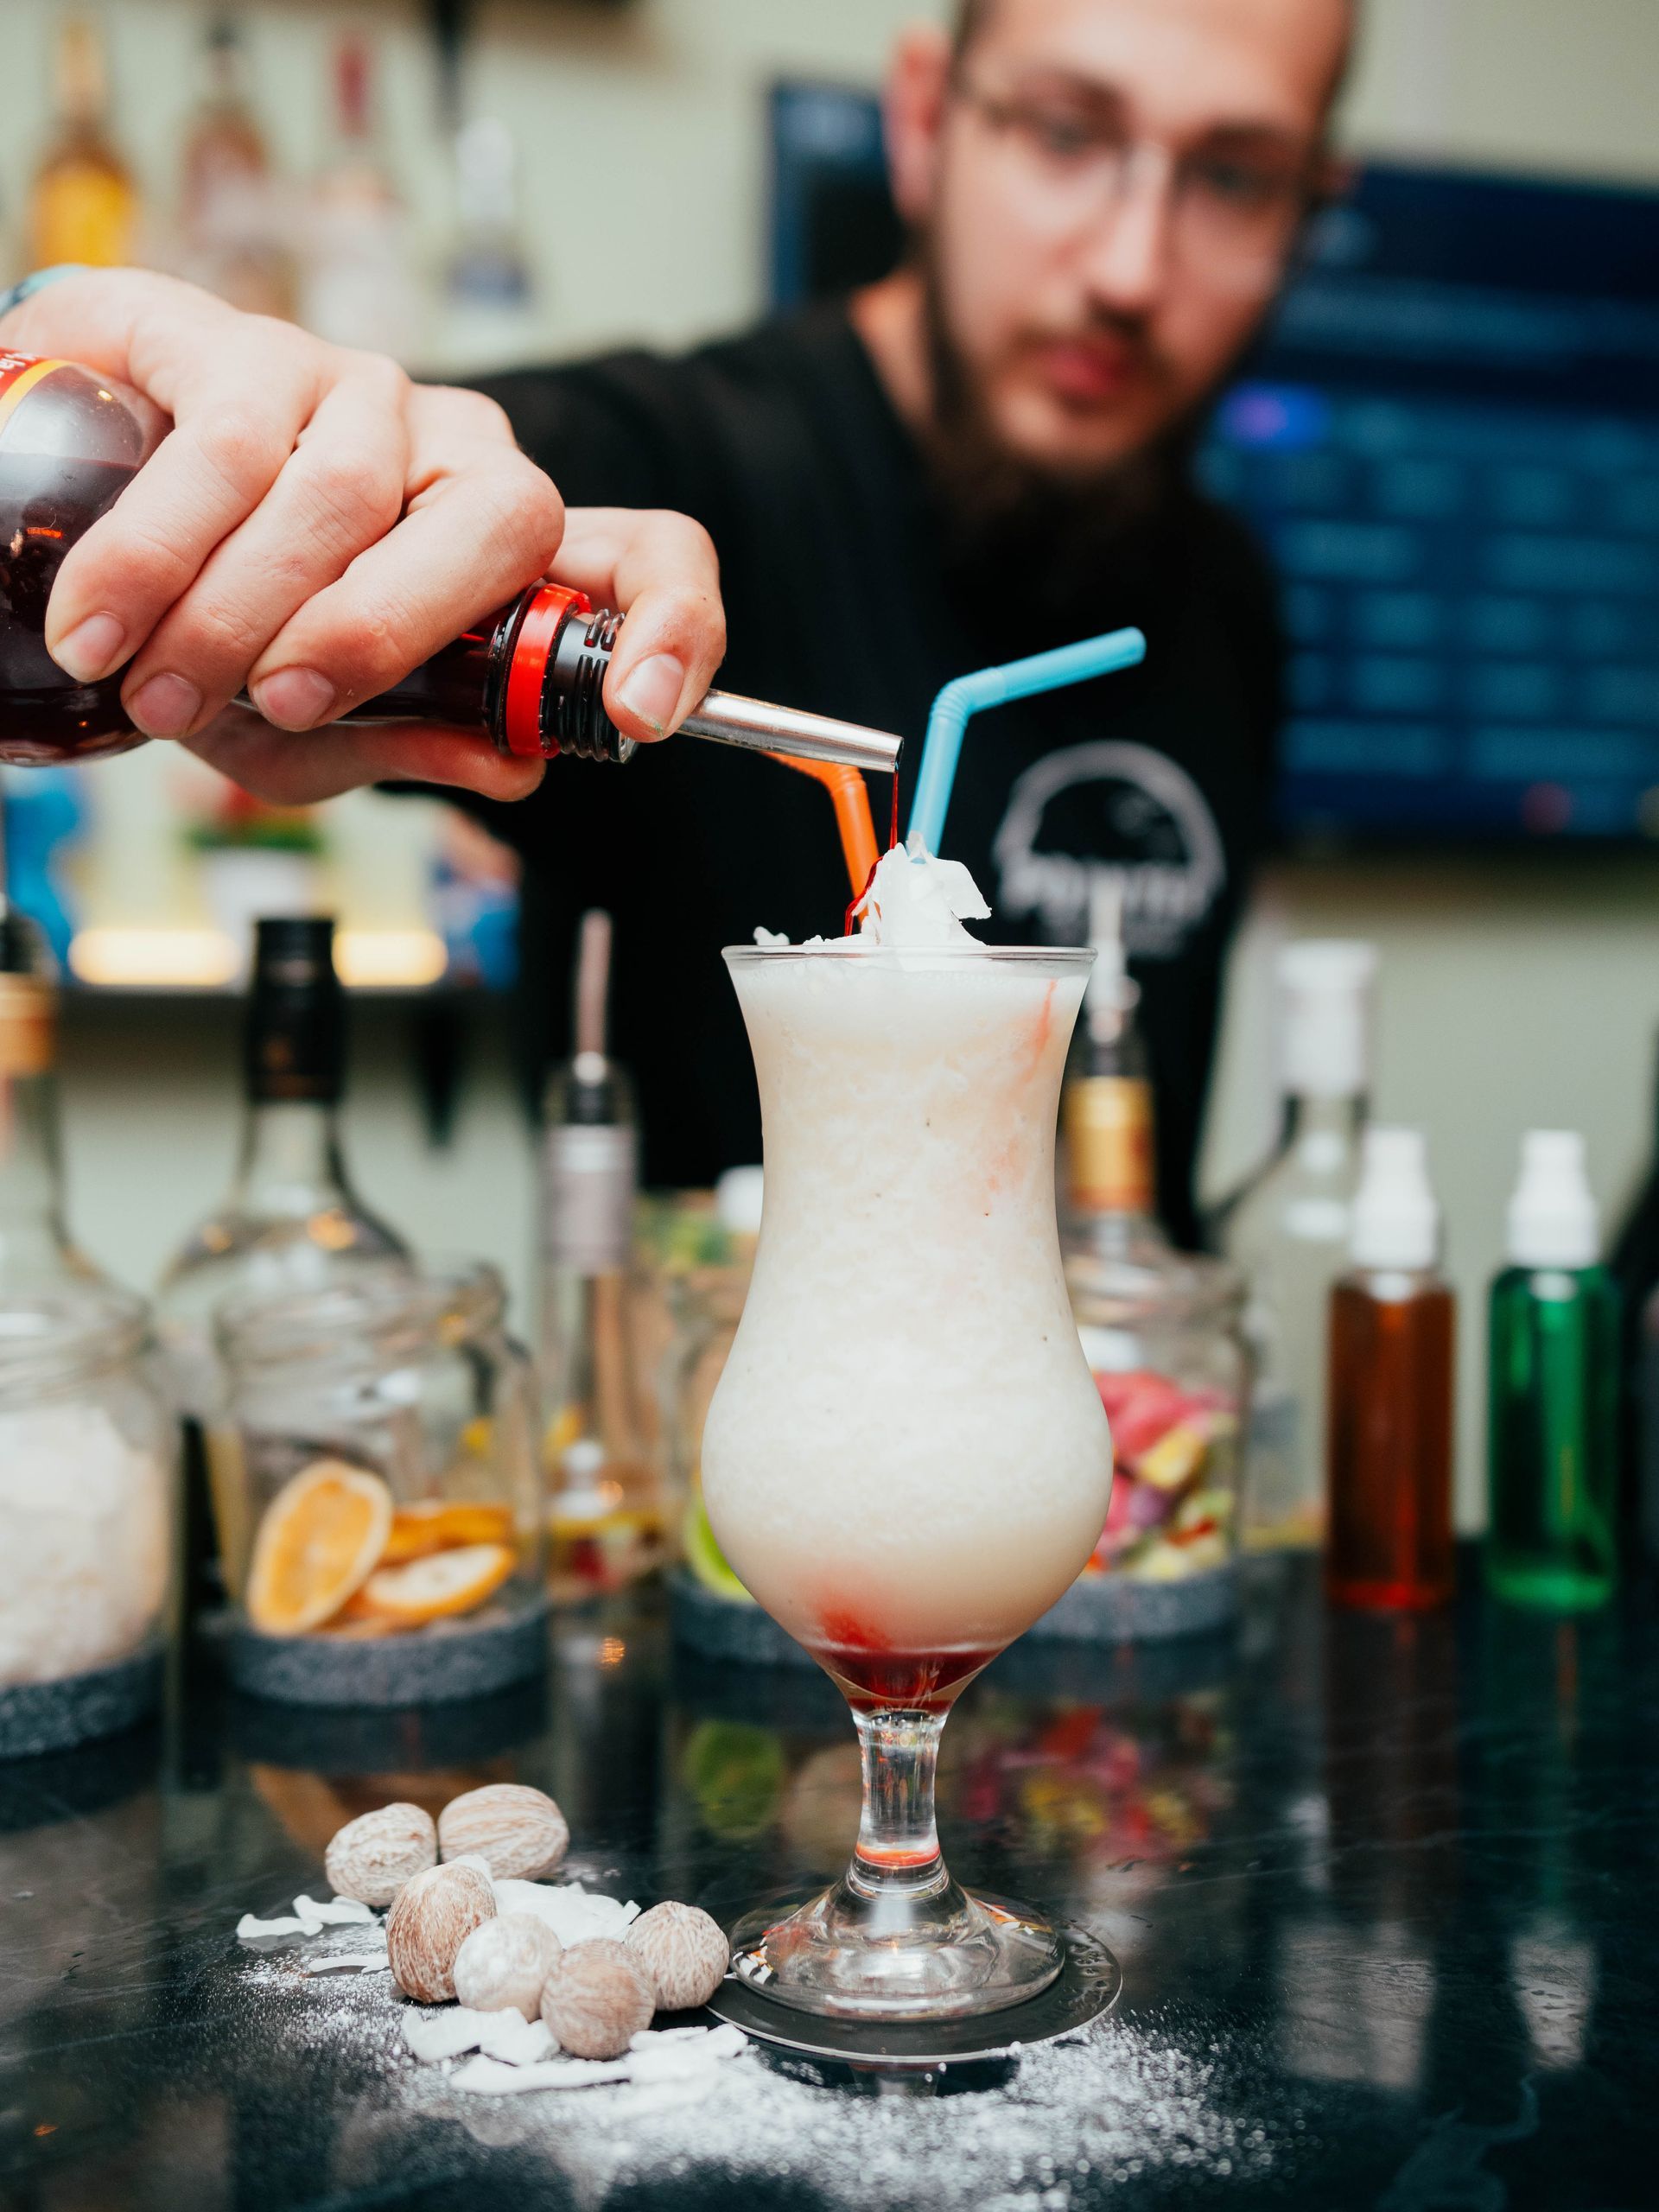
[4, 1554, 1656, 2211]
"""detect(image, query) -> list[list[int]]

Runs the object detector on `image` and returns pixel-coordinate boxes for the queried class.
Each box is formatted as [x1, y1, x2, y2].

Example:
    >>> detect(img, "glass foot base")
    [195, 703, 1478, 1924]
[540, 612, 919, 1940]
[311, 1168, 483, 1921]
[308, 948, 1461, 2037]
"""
[728, 1877, 1065, 2022]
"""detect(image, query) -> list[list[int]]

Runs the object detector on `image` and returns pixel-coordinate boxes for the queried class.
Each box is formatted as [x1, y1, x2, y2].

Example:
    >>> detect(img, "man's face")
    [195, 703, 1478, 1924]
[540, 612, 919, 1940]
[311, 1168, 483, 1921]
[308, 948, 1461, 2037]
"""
[916, 0, 1349, 475]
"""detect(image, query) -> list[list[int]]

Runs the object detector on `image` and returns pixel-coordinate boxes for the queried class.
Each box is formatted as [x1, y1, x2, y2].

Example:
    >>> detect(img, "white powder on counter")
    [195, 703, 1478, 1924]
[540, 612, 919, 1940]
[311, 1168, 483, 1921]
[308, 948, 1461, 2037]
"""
[0, 1403, 167, 1686]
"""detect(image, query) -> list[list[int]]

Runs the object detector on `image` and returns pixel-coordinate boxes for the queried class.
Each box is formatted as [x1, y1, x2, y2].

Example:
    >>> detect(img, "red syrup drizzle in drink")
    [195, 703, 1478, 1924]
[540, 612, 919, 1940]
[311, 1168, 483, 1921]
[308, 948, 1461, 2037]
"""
[842, 773, 900, 937]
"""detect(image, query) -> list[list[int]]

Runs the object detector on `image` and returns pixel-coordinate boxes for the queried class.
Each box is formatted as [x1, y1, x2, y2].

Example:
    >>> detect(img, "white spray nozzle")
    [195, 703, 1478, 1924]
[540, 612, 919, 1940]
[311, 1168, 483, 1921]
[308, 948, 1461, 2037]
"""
[1351, 1124, 1439, 1269]
[1507, 1128, 1599, 1268]
[1084, 871, 1141, 1026]
[1277, 938, 1376, 1099]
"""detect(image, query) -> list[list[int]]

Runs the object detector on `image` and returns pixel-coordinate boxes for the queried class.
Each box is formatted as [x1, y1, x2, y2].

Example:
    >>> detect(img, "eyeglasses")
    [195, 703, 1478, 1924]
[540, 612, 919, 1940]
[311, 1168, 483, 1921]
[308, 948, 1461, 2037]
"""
[954, 76, 1320, 289]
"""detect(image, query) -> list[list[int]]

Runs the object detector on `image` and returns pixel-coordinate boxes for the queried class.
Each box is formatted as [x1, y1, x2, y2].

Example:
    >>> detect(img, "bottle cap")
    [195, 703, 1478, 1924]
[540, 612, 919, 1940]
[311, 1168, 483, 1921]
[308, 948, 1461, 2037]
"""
[1277, 939, 1376, 1099]
[1506, 1129, 1599, 1268]
[1350, 1125, 1439, 1268]
[715, 1165, 764, 1237]
[245, 915, 343, 1103]
[1083, 877, 1134, 1017]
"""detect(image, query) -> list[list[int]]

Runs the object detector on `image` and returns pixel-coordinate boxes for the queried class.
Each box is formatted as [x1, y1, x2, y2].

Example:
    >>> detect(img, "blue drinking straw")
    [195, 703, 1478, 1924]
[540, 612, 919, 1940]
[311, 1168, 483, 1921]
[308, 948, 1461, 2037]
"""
[906, 626, 1147, 855]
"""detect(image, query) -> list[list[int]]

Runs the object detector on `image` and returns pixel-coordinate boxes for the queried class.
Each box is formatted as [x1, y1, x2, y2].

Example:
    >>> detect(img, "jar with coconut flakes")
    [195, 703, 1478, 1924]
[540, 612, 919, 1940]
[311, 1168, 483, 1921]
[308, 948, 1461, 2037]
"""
[0, 1284, 177, 1757]
[211, 1260, 548, 1705]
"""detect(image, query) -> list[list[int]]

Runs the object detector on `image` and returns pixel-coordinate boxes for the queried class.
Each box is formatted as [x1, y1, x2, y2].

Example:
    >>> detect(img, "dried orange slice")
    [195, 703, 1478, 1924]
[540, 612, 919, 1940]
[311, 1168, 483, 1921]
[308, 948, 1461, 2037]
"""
[380, 1501, 516, 1564]
[246, 1460, 394, 1636]
[349, 1542, 516, 1627]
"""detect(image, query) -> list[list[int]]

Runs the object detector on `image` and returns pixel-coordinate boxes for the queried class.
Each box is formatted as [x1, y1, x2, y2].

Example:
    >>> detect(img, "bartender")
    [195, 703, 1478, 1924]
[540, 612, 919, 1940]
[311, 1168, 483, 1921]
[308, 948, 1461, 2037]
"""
[2, 0, 1354, 1241]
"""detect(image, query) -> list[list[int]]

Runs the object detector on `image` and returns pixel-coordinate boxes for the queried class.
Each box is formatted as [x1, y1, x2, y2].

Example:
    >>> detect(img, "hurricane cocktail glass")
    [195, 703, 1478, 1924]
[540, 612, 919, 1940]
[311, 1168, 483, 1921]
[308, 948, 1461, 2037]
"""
[701, 942, 1113, 2019]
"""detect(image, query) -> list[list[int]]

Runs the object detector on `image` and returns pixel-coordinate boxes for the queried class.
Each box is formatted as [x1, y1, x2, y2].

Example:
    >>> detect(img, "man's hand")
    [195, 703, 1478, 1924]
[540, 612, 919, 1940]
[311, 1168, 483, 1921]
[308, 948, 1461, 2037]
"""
[3, 269, 727, 802]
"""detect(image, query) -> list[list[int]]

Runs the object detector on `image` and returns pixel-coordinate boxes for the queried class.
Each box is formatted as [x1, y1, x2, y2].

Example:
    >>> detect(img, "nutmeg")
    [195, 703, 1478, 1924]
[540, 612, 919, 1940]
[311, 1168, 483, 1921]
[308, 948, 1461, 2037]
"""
[540, 1937, 654, 2059]
[324, 1802, 437, 1908]
[438, 1783, 569, 1881]
[453, 1912, 561, 2020]
[386, 1860, 495, 2003]
[625, 1901, 729, 2012]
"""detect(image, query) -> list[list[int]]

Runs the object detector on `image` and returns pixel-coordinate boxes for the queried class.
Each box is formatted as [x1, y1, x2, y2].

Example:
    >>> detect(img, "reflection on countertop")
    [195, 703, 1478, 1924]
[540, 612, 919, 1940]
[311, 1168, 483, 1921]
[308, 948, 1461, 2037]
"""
[2, 1554, 1656, 2209]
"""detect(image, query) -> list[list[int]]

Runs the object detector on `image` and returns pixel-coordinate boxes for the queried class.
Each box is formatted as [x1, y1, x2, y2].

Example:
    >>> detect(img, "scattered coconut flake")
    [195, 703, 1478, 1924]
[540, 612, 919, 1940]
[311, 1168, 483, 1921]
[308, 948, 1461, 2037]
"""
[626, 2024, 747, 2081]
[404, 2007, 556, 2066]
[295, 1894, 375, 1926]
[478, 2013, 557, 2065]
[452, 2053, 637, 2096]
[447, 2023, 748, 2097]
[490, 1878, 639, 1946]
[237, 1911, 313, 1940]
[300, 1948, 390, 1976]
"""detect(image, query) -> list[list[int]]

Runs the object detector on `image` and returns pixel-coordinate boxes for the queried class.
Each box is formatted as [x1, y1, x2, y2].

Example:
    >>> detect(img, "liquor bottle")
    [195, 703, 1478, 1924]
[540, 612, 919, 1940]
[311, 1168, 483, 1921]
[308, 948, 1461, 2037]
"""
[1216, 939, 1376, 1551]
[27, 18, 140, 271]
[177, 13, 297, 321]
[433, 117, 537, 376]
[0, 358, 899, 777]
[156, 916, 410, 1616]
[0, 905, 105, 1290]
[1059, 880, 1166, 1264]
[1486, 1132, 1619, 1611]
[1325, 1127, 1455, 1612]
[300, 35, 424, 364]
[539, 909, 663, 1599]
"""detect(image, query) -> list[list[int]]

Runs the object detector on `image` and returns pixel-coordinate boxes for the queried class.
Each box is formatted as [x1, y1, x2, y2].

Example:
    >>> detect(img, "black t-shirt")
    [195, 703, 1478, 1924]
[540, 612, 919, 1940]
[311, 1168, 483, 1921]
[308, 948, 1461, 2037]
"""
[467, 304, 1280, 1244]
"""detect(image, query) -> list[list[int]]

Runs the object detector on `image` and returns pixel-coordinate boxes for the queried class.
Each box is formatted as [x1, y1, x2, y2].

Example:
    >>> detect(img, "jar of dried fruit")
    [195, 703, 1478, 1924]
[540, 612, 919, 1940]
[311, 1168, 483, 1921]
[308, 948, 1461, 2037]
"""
[1039, 1249, 1249, 1642]
[0, 1284, 178, 1755]
[211, 1261, 548, 1704]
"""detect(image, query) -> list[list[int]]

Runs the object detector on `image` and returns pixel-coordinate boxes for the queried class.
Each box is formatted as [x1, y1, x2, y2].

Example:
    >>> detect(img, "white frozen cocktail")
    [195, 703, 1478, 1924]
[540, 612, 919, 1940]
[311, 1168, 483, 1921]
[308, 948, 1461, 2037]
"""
[702, 840, 1112, 2022]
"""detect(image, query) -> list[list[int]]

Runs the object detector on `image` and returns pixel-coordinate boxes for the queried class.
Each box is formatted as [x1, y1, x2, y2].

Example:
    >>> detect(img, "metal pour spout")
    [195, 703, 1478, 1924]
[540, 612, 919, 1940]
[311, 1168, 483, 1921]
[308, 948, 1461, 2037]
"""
[678, 690, 902, 777]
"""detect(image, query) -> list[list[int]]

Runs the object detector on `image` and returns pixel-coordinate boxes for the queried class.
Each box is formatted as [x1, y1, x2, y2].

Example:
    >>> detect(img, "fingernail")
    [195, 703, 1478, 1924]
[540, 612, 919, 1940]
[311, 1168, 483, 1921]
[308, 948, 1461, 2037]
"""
[52, 613, 126, 683]
[250, 667, 337, 730]
[616, 652, 686, 737]
[127, 672, 202, 739]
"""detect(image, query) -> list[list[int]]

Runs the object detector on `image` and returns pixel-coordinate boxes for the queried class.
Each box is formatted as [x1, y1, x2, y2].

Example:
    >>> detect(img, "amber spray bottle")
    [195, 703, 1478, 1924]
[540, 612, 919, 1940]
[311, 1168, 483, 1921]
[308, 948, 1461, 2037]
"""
[1325, 1127, 1456, 1611]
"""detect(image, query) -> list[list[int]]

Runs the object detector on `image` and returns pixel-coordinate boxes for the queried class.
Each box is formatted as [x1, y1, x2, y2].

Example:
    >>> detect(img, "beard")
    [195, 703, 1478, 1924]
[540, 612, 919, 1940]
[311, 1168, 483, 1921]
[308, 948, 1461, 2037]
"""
[915, 247, 1199, 622]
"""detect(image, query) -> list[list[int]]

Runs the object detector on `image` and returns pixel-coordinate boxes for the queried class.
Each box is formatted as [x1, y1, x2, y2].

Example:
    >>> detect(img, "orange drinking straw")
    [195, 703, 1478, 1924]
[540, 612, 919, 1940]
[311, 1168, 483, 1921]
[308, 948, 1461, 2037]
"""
[766, 753, 880, 898]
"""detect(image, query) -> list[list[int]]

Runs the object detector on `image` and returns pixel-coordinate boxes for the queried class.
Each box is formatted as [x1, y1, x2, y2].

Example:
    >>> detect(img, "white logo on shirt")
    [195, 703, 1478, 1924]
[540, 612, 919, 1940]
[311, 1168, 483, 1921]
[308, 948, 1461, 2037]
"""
[992, 741, 1226, 957]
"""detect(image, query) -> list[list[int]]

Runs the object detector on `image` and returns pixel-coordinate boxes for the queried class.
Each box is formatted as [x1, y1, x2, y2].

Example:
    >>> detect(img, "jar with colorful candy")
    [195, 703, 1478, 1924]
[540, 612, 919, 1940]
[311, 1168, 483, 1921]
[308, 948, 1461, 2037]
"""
[1063, 1249, 1248, 1617]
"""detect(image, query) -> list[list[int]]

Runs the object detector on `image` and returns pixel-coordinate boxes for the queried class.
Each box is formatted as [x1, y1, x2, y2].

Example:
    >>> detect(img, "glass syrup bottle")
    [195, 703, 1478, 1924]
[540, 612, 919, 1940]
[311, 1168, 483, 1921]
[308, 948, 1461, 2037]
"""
[1214, 939, 1376, 1552]
[1058, 879, 1166, 1265]
[0, 904, 106, 1291]
[539, 908, 664, 1599]
[1486, 1131, 1618, 1611]
[28, 17, 140, 271]
[1326, 1127, 1456, 1612]
[155, 915, 410, 1618]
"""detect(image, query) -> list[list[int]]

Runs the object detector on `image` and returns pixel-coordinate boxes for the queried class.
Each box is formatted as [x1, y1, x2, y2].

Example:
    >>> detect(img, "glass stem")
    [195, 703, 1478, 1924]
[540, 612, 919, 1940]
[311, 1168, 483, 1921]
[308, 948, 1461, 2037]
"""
[848, 1707, 949, 1902]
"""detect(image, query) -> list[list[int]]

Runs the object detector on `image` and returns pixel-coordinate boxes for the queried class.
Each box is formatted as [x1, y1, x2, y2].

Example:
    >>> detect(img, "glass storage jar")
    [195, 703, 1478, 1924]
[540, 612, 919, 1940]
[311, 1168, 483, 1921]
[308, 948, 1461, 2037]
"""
[1039, 1249, 1249, 1641]
[212, 1261, 547, 1705]
[0, 1285, 177, 1756]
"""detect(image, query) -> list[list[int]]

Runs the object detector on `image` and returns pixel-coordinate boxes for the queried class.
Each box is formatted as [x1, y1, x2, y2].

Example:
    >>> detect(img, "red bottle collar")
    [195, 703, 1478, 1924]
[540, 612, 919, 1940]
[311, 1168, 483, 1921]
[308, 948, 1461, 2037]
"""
[502, 582, 592, 759]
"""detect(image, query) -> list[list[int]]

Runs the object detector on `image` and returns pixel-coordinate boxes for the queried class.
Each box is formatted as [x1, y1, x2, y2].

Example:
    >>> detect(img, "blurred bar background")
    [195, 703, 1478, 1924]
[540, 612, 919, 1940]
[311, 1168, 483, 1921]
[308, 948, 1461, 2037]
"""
[1, 0, 1656, 1525]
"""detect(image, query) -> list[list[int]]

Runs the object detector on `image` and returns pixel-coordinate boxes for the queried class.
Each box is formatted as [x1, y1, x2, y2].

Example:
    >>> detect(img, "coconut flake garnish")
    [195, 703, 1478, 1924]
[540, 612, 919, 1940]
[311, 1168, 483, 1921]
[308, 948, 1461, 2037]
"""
[756, 836, 992, 952]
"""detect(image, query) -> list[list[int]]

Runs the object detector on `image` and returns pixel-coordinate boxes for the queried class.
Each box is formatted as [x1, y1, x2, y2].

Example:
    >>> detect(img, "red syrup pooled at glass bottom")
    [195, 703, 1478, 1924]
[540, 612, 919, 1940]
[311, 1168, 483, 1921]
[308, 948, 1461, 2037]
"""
[810, 1608, 999, 1715]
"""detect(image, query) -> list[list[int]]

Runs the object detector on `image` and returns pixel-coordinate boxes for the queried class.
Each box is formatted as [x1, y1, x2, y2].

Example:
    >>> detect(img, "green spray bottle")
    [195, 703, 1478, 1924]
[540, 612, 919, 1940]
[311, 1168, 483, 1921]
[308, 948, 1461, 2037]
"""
[1485, 1131, 1619, 1611]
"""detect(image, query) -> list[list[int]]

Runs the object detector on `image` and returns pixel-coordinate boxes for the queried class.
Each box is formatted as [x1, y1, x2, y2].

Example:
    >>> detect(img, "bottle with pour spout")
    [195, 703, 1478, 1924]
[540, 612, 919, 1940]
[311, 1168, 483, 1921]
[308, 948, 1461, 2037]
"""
[0, 355, 900, 777]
